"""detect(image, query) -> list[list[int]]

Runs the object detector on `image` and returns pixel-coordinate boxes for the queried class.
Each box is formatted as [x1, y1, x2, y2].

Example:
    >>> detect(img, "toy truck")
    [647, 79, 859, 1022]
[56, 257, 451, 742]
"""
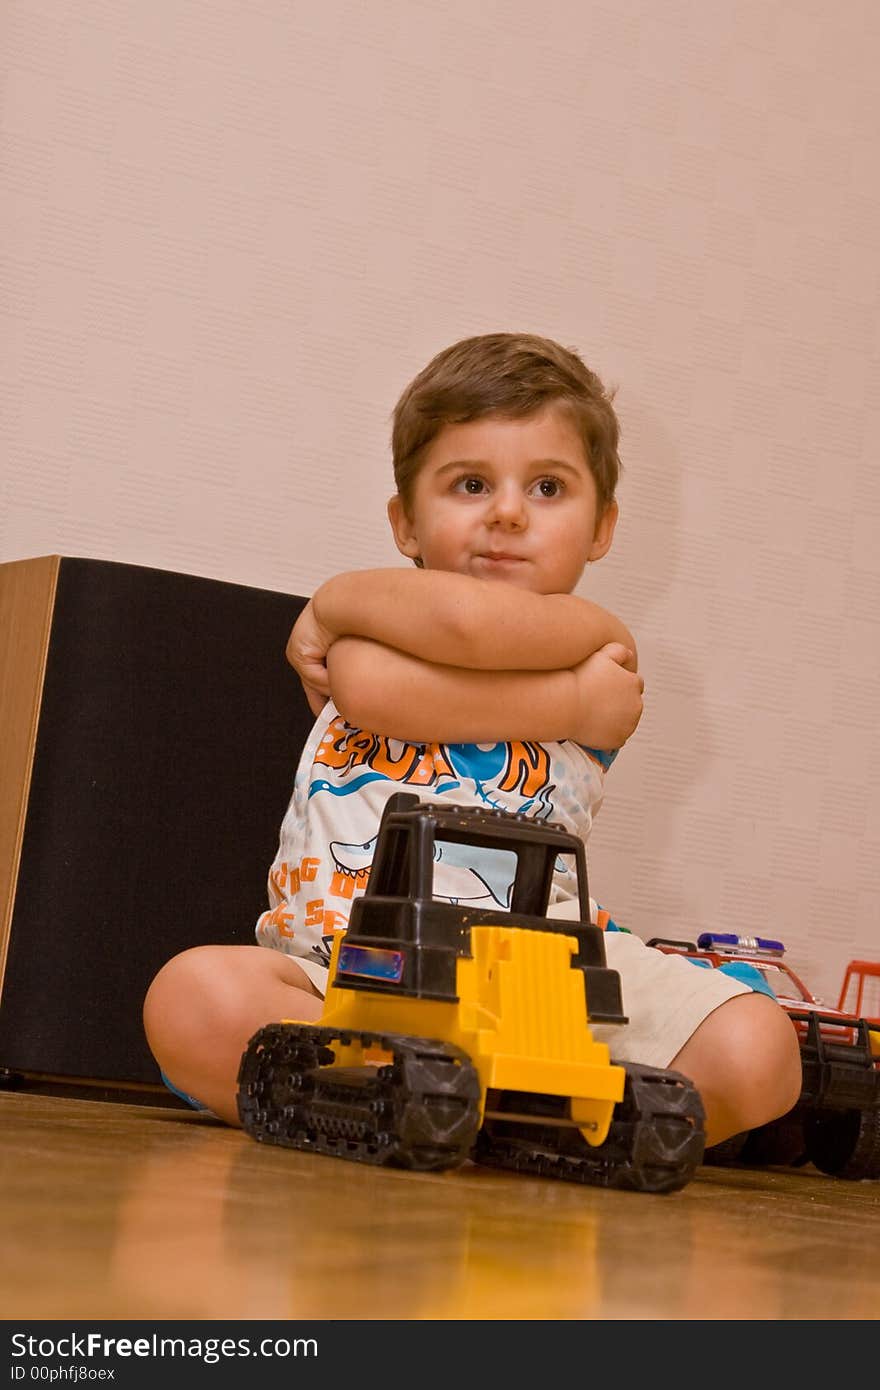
[237, 795, 705, 1193]
[649, 934, 880, 1179]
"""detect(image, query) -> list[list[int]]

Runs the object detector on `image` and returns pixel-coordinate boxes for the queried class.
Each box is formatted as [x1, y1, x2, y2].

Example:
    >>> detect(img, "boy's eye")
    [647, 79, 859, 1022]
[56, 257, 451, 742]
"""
[532, 477, 563, 498]
[453, 476, 487, 495]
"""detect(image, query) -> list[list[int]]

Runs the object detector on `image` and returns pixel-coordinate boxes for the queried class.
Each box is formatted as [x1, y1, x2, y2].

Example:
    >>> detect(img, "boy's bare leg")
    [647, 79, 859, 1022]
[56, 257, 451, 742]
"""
[670, 992, 803, 1148]
[143, 946, 323, 1126]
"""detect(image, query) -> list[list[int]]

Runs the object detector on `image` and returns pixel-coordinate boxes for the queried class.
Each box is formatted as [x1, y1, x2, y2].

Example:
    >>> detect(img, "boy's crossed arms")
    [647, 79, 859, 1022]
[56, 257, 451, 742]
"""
[287, 568, 645, 750]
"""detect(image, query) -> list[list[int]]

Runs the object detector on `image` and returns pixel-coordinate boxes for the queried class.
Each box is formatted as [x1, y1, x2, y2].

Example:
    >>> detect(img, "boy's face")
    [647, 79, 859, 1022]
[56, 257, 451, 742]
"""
[388, 404, 618, 594]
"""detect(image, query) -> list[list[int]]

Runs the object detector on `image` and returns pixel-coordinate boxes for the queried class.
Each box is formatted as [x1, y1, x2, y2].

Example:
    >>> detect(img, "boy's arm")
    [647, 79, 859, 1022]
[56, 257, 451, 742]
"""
[307, 569, 638, 673]
[327, 637, 644, 748]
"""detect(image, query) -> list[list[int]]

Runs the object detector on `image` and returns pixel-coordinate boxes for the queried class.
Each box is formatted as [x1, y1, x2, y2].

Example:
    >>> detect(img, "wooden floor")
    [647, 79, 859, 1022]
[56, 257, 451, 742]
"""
[2, 1090, 879, 1322]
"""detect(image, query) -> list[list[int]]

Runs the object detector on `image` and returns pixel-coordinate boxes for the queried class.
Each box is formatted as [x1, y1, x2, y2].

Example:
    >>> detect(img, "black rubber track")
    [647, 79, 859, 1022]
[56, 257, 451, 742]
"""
[472, 1062, 705, 1194]
[237, 1022, 482, 1171]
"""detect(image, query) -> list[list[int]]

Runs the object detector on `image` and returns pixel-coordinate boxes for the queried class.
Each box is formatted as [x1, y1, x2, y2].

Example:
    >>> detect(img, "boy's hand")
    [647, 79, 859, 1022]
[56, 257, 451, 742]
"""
[573, 642, 645, 749]
[286, 600, 335, 716]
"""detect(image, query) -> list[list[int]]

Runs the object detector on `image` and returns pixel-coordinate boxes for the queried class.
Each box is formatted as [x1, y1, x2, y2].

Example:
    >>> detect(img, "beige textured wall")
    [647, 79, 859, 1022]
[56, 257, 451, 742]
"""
[2, 0, 878, 1008]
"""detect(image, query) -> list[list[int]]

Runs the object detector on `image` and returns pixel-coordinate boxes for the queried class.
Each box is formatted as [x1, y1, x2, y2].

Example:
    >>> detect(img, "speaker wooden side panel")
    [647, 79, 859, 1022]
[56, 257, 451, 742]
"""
[0, 556, 311, 1101]
[0, 556, 60, 995]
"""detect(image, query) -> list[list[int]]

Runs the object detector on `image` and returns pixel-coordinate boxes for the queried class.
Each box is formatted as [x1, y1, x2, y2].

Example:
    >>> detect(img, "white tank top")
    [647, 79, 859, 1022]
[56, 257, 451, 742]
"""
[255, 700, 615, 974]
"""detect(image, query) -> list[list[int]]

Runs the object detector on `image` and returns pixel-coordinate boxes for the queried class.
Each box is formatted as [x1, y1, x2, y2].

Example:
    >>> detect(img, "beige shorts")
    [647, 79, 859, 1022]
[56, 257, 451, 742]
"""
[293, 904, 751, 1071]
[545, 897, 752, 1067]
[577, 925, 750, 1067]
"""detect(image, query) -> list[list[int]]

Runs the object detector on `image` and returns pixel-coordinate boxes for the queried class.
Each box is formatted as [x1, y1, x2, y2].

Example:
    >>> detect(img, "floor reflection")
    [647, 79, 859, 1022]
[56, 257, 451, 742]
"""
[4, 1096, 879, 1321]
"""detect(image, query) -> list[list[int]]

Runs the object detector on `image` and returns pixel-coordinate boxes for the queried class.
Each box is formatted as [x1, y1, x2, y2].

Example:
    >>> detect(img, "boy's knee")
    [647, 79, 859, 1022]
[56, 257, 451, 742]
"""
[724, 993, 800, 1098]
[674, 992, 802, 1143]
[143, 945, 234, 1058]
[143, 944, 311, 1060]
[741, 994, 802, 1119]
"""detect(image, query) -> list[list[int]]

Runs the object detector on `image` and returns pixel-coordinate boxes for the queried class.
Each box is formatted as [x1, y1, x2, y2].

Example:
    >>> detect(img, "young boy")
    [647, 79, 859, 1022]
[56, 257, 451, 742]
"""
[143, 332, 802, 1143]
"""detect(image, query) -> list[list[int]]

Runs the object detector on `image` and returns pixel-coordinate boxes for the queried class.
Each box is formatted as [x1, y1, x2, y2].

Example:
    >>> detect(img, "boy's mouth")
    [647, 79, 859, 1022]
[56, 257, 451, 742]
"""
[470, 554, 534, 587]
[472, 553, 532, 583]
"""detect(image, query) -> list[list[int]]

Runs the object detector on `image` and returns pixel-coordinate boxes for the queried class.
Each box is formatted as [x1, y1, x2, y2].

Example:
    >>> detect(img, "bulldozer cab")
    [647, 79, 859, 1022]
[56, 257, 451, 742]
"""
[368, 793, 591, 924]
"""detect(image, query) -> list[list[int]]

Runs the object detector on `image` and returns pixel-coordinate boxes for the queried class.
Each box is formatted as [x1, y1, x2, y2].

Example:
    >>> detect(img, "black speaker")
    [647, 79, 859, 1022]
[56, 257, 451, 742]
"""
[0, 555, 311, 1104]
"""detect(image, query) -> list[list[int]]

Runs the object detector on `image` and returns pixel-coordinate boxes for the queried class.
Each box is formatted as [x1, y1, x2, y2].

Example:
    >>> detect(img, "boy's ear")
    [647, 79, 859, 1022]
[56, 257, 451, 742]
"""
[387, 494, 421, 561]
[588, 499, 619, 563]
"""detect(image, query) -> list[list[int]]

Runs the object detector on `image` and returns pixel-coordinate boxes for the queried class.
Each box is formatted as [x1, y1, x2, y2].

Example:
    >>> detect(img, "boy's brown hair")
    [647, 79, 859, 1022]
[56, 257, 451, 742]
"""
[391, 332, 621, 515]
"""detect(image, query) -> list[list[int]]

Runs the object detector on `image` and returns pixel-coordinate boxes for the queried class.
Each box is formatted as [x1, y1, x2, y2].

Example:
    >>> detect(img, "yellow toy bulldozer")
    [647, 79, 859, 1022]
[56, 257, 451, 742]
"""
[238, 795, 705, 1193]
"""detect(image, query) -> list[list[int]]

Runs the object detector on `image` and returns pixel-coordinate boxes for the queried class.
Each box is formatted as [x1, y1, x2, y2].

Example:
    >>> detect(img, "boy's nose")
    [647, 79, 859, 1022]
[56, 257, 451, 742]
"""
[487, 485, 527, 529]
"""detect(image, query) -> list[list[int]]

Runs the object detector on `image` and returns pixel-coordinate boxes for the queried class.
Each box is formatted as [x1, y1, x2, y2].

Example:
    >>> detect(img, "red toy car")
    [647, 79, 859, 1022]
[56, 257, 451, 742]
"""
[648, 932, 880, 1180]
[838, 959, 880, 1028]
